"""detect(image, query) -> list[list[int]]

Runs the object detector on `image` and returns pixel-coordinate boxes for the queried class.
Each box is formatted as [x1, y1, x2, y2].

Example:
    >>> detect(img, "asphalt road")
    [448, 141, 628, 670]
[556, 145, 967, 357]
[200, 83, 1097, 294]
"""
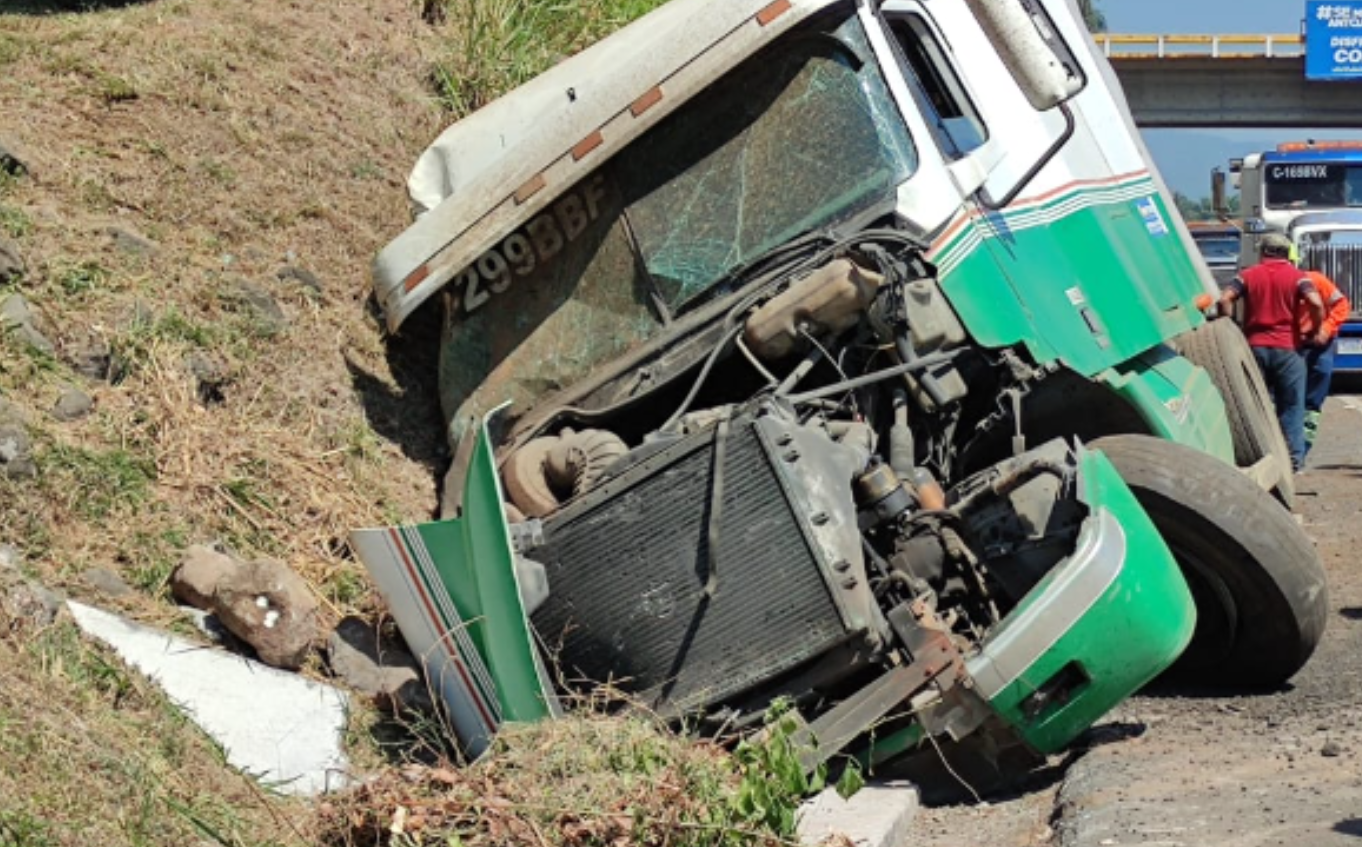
[910, 394, 1362, 847]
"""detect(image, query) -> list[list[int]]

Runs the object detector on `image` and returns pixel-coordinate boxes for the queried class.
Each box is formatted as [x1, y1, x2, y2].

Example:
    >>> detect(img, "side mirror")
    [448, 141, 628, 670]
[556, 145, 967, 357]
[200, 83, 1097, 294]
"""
[963, 0, 1085, 111]
[1211, 168, 1228, 220]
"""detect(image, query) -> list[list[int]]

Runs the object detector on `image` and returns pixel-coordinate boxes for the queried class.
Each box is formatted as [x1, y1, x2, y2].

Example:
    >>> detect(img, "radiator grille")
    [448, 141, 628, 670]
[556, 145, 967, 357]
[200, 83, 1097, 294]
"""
[1301, 243, 1362, 316]
[530, 420, 849, 715]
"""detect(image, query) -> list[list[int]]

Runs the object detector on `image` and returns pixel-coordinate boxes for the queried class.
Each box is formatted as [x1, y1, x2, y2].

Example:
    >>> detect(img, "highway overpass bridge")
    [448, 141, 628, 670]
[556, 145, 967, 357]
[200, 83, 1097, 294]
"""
[1098, 34, 1359, 128]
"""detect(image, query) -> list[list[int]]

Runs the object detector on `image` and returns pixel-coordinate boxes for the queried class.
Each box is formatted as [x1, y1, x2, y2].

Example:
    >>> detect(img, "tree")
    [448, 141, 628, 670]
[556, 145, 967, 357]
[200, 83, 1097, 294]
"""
[1079, 0, 1107, 33]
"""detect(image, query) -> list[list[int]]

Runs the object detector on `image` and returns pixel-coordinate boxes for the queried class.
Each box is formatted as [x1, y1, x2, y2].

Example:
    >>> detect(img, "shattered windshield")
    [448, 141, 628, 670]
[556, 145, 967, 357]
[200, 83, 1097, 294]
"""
[616, 13, 916, 313]
[439, 10, 916, 438]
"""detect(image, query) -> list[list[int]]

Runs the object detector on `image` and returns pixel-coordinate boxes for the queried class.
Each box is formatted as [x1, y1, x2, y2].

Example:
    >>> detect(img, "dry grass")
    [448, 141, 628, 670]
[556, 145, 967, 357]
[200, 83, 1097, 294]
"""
[0, 1, 801, 845]
[0, 0, 453, 841]
[0, 615, 310, 846]
[0, 0, 447, 619]
[316, 715, 801, 847]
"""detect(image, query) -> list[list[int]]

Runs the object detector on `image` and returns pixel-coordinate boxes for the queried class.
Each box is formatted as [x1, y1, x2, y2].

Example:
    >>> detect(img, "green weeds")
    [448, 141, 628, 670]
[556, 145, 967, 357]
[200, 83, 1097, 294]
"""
[0, 206, 32, 239]
[429, 0, 667, 116]
[53, 260, 107, 297]
[41, 443, 156, 521]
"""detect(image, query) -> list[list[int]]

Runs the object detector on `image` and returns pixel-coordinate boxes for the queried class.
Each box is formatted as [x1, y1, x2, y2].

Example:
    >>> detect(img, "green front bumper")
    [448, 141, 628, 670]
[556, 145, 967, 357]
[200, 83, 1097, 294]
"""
[966, 446, 1197, 753]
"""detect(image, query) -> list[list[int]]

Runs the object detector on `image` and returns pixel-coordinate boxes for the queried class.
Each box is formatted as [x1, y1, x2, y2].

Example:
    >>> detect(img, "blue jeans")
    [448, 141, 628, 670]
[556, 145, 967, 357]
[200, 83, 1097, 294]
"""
[1253, 346, 1307, 471]
[1303, 338, 1337, 456]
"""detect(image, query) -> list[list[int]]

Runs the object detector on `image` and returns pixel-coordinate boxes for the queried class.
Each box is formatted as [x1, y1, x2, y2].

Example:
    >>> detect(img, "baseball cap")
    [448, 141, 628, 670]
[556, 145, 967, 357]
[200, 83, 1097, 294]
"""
[1259, 233, 1293, 255]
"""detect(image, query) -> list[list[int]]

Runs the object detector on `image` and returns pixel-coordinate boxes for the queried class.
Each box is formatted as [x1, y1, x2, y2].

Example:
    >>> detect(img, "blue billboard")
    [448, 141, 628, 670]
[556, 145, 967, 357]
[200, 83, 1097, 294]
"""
[1306, 0, 1362, 80]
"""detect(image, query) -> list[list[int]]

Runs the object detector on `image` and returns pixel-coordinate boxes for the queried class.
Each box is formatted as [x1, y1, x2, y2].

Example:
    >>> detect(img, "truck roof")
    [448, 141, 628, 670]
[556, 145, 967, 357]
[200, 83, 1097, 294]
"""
[372, 0, 829, 332]
[1262, 149, 1362, 164]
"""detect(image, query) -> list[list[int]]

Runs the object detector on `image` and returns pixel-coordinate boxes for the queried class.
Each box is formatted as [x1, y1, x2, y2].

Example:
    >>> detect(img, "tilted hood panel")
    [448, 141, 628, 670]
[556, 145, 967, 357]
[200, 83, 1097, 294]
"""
[374, 0, 828, 332]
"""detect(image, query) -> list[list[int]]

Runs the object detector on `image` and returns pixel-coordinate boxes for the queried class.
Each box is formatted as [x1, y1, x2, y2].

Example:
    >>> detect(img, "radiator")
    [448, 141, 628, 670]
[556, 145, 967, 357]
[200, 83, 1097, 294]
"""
[530, 418, 851, 715]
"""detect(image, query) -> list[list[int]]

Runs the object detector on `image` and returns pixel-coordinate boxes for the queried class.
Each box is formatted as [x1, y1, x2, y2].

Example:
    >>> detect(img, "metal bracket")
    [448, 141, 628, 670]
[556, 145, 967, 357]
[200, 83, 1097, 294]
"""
[792, 636, 960, 774]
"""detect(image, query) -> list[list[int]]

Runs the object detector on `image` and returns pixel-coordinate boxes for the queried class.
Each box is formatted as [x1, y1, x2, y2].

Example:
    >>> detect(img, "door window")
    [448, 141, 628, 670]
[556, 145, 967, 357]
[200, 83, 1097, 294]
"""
[887, 15, 987, 159]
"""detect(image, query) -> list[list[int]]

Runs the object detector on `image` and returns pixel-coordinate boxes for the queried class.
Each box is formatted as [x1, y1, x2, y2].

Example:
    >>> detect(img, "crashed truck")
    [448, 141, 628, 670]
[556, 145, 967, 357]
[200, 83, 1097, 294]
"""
[352, 0, 1328, 779]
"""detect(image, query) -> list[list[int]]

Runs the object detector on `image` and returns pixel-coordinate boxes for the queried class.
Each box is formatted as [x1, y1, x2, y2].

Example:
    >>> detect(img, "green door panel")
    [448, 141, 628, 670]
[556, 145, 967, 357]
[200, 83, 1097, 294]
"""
[937, 182, 1205, 378]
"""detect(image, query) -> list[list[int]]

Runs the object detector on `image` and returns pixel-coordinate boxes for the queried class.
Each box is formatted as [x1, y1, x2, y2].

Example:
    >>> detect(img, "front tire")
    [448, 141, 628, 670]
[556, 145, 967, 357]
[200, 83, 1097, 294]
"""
[1090, 434, 1327, 687]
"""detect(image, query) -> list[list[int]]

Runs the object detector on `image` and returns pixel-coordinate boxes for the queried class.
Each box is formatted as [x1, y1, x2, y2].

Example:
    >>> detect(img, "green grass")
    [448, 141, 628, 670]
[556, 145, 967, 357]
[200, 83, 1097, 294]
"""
[53, 259, 107, 297]
[41, 443, 156, 521]
[0, 622, 299, 847]
[0, 205, 32, 239]
[429, 0, 667, 116]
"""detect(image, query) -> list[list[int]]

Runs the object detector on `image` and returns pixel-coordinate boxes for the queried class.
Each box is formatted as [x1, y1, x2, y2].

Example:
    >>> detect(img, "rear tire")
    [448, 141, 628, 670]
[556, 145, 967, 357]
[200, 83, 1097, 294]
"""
[1090, 435, 1327, 688]
[1171, 318, 1294, 508]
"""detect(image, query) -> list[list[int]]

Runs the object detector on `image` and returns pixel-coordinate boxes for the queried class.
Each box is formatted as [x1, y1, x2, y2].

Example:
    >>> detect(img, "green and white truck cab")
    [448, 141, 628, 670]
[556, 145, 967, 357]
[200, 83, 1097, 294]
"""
[355, 0, 1327, 778]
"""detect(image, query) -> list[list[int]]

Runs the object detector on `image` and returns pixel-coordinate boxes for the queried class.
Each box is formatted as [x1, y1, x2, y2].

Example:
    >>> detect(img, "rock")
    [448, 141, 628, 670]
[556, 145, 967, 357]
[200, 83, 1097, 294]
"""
[171, 544, 235, 609]
[0, 294, 55, 355]
[83, 567, 132, 598]
[172, 545, 319, 670]
[276, 265, 322, 295]
[3, 580, 62, 627]
[327, 616, 430, 711]
[221, 279, 287, 336]
[0, 140, 28, 177]
[0, 238, 24, 285]
[64, 333, 116, 382]
[0, 422, 36, 479]
[104, 226, 158, 257]
[213, 558, 320, 670]
[52, 387, 93, 422]
[184, 352, 228, 405]
[0, 543, 20, 571]
[1322, 740, 1343, 757]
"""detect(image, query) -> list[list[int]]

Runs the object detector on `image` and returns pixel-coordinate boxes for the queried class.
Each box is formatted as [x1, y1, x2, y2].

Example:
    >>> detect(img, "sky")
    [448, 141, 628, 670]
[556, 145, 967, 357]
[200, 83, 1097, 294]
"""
[1101, 0, 1362, 199]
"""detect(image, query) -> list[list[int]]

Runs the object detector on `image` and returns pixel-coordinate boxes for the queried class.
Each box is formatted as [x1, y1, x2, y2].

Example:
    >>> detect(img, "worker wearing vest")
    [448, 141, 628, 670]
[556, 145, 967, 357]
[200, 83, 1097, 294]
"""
[1219, 233, 1325, 472]
[1299, 268, 1351, 455]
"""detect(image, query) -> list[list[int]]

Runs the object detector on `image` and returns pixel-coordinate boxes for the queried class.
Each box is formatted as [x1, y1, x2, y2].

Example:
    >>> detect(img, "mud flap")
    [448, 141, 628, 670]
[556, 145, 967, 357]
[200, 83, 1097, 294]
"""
[350, 407, 558, 757]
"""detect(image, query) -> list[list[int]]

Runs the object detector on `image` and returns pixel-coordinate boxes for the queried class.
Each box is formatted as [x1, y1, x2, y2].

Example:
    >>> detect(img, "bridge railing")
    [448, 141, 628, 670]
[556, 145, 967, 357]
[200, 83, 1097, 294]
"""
[1093, 34, 1304, 60]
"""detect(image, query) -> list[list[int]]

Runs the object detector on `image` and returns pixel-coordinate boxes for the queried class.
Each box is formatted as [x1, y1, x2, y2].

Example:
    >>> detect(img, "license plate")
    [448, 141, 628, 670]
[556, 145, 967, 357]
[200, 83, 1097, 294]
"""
[1338, 337, 1362, 355]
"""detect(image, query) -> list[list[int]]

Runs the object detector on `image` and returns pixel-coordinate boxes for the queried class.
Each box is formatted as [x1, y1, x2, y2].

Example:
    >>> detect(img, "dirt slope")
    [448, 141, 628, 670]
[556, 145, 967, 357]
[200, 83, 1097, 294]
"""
[0, 0, 456, 841]
[0, 0, 446, 621]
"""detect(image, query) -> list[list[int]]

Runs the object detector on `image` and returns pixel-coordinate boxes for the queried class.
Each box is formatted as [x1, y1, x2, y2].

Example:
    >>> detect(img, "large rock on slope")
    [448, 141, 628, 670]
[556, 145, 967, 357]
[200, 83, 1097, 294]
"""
[171, 545, 320, 670]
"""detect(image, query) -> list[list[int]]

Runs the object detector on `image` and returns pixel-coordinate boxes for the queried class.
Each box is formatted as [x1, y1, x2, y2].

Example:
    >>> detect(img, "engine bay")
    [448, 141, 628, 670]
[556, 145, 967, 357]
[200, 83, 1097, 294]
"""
[489, 232, 1097, 753]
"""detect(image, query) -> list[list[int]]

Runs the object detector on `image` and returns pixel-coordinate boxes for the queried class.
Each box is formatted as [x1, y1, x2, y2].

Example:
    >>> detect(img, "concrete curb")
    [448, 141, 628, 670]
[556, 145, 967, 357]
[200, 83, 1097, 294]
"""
[797, 780, 920, 846]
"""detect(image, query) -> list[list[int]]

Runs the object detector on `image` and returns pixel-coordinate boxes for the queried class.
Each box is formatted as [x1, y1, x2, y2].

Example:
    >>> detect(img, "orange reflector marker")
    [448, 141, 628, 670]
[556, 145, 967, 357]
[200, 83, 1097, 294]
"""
[571, 131, 604, 162]
[630, 86, 663, 118]
[1277, 140, 1362, 153]
[513, 173, 546, 205]
[1194, 293, 1214, 311]
[403, 264, 431, 293]
[756, 0, 791, 26]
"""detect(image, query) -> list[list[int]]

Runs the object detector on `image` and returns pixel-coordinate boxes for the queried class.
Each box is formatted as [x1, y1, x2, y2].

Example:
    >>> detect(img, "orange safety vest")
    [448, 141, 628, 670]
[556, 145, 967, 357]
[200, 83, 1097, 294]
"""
[1298, 270, 1350, 342]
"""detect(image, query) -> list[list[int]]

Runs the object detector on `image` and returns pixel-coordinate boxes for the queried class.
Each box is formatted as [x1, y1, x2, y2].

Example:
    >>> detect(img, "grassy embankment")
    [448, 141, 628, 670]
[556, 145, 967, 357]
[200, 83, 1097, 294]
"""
[0, 1, 825, 845]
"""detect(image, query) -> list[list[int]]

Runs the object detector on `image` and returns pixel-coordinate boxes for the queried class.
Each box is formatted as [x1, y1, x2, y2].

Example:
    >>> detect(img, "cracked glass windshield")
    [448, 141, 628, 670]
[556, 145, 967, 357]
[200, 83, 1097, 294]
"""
[441, 9, 917, 434]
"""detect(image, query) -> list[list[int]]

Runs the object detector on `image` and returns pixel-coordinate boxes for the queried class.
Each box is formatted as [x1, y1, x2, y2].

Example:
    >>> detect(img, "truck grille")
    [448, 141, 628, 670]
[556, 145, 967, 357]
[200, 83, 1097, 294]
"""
[530, 419, 850, 716]
[1301, 243, 1362, 316]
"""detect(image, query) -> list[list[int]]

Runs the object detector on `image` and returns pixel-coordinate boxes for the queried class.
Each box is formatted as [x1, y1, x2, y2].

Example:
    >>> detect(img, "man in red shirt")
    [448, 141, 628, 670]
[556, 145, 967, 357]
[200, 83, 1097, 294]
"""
[1298, 267, 1351, 455]
[1219, 233, 1325, 472]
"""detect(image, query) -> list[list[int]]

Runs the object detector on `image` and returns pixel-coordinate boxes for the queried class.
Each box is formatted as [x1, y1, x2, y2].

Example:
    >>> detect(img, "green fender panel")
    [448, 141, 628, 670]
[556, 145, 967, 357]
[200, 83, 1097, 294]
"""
[966, 447, 1196, 753]
[1100, 344, 1235, 465]
[351, 408, 554, 756]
